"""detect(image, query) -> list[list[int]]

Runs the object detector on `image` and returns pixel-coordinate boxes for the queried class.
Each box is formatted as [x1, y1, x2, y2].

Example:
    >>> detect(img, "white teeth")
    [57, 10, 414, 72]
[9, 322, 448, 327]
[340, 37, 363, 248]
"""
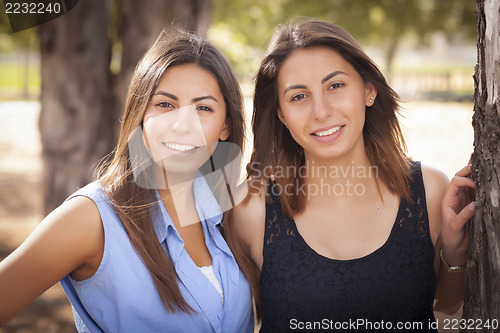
[314, 126, 342, 137]
[163, 142, 196, 151]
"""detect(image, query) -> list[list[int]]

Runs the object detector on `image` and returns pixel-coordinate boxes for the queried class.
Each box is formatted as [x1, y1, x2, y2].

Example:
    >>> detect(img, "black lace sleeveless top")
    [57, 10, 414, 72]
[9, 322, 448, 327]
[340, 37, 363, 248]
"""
[260, 162, 437, 332]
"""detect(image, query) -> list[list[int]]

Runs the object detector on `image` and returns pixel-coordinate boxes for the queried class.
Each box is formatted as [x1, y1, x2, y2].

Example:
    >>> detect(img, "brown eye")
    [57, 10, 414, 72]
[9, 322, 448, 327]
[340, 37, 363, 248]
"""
[156, 101, 174, 108]
[328, 83, 344, 90]
[197, 105, 213, 112]
[291, 93, 307, 102]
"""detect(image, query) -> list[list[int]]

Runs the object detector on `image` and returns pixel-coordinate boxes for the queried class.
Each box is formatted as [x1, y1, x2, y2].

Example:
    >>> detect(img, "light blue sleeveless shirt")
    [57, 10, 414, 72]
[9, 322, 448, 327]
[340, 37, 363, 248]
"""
[60, 176, 253, 333]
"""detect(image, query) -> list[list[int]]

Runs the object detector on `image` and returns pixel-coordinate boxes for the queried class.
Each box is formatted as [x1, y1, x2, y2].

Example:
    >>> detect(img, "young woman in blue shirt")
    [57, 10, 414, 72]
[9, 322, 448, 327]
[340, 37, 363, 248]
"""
[0, 30, 253, 332]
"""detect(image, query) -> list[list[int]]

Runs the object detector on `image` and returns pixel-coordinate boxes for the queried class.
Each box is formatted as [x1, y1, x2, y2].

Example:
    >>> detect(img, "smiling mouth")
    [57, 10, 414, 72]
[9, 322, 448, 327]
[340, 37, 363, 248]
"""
[162, 142, 197, 152]
[312, 125, 343, 137]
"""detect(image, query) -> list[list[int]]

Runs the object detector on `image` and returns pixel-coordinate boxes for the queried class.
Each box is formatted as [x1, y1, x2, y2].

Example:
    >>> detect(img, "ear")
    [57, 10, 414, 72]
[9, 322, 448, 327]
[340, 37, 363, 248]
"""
[365, 82, 378, 107]
[219, 117, 231, 141]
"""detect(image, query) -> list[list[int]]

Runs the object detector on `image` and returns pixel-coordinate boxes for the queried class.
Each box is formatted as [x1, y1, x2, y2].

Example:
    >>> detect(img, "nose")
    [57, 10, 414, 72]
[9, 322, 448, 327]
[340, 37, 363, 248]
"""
[312, 93, 333, 121]
[171, 104, 198, 134]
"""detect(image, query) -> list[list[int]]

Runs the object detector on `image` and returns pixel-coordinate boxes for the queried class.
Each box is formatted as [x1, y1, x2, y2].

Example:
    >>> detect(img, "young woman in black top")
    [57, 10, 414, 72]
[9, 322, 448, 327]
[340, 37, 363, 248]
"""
[230, 19, 474, 332]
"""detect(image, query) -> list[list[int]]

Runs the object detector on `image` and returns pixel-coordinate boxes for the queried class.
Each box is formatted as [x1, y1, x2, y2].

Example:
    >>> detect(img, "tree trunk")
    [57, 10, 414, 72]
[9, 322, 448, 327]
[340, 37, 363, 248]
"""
[384, 35, 400, 84]
[38, 0, 114, 213]
[39, 0, 211, 213]
[461, 0, 500, 331]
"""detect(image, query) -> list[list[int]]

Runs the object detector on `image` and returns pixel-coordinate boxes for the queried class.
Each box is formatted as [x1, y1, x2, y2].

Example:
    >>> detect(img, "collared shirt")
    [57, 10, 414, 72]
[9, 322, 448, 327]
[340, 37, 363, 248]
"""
[60, 176, 253, 333]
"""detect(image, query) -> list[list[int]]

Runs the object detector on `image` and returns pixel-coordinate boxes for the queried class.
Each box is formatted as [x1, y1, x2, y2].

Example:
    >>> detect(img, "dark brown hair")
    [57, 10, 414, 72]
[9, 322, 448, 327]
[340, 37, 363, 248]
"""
[249, 18, 412, 216]
[96, 30, 252, 313]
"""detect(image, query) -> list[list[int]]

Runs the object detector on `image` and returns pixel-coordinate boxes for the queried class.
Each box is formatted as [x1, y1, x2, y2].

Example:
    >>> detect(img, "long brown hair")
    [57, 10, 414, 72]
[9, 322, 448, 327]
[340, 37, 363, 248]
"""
[249, 18, 412, 217]
[96, 30, 249, 313]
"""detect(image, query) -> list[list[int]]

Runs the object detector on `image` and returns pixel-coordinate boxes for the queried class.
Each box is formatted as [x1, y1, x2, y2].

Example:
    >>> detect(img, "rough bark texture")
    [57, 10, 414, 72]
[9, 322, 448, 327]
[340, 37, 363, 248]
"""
[38, 0, 211, 213]
[462, 0, 500, 331]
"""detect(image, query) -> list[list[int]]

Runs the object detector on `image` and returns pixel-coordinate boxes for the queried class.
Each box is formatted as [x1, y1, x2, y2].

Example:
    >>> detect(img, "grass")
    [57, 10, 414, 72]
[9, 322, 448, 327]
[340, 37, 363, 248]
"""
[0, 62, 40, 99]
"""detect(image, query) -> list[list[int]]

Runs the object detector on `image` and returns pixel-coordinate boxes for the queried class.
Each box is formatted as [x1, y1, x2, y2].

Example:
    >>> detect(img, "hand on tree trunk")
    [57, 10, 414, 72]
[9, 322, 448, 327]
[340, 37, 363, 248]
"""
[441, 164, 475, 266]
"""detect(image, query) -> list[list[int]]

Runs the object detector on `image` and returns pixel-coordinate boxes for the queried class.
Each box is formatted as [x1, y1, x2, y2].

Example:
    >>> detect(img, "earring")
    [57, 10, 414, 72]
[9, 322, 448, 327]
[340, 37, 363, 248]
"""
[369, 97, 374, 103]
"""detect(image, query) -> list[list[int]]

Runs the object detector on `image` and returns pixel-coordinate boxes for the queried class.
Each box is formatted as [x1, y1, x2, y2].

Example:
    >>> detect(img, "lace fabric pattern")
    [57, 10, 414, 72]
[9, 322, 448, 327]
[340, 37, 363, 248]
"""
[260, 162, 437, 332]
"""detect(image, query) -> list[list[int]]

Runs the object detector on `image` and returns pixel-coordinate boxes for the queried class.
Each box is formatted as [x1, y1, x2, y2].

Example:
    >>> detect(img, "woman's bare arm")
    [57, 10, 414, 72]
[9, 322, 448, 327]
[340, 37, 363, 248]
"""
[423, 164, 474, 314]
[0, 196, 104, 326]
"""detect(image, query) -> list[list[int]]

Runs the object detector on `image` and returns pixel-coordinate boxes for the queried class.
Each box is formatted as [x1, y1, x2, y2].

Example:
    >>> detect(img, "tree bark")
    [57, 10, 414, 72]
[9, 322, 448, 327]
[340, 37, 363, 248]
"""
[38, 0, 114, 213]
[461, 0, 500, 331]
[38, 0, 211, 213]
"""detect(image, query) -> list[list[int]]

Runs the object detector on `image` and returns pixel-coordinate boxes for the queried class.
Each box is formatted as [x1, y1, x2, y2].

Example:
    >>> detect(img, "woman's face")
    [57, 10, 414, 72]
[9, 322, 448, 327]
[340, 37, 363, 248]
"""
[277, 46, 376, 164]
[141, 63, 229, 178]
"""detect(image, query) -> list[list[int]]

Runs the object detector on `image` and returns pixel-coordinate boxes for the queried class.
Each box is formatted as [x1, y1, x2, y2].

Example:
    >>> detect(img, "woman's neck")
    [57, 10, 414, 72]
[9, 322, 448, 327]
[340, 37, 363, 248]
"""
[303, 150, 382, 201]
[157, 170, 200, 228]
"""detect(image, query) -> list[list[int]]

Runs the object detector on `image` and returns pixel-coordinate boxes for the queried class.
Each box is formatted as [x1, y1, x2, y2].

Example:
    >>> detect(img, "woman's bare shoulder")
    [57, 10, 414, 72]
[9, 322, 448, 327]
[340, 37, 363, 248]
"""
[232, 180, 267, 227]
[33, 195, 104, 273]
[231, 180, 267, 267]
[420, 163, 449, 243]
[421, 163, 449, 202]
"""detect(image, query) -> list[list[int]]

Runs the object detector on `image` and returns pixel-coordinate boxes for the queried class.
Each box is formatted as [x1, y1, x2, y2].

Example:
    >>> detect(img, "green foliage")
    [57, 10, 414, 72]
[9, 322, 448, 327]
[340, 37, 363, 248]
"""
[211, 0, 477, 78]
[0, 61, 40, 99]
[0, 6, 39, 97]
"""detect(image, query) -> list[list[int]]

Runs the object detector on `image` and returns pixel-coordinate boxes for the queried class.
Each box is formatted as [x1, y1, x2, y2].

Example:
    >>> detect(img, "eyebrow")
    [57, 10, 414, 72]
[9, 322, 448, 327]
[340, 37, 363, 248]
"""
[193, 95, 218, 103]
[283, 84, 307, 95]
[154, 91, 178, 100]
[154, 91, 218, 103]
[282, 71, 348, 95]
[321, 71, 347, 84]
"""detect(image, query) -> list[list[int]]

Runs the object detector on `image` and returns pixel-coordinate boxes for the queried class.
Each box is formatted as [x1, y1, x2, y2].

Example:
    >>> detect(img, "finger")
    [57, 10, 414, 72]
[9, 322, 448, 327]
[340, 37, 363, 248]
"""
[448, 175, 475, 192]
[454, 164, 472, 178]
[447, 201, 475, 229]
[444, 176, 475, 201]
[457, 190, 473, 210]
[454, 177, 475, 198]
